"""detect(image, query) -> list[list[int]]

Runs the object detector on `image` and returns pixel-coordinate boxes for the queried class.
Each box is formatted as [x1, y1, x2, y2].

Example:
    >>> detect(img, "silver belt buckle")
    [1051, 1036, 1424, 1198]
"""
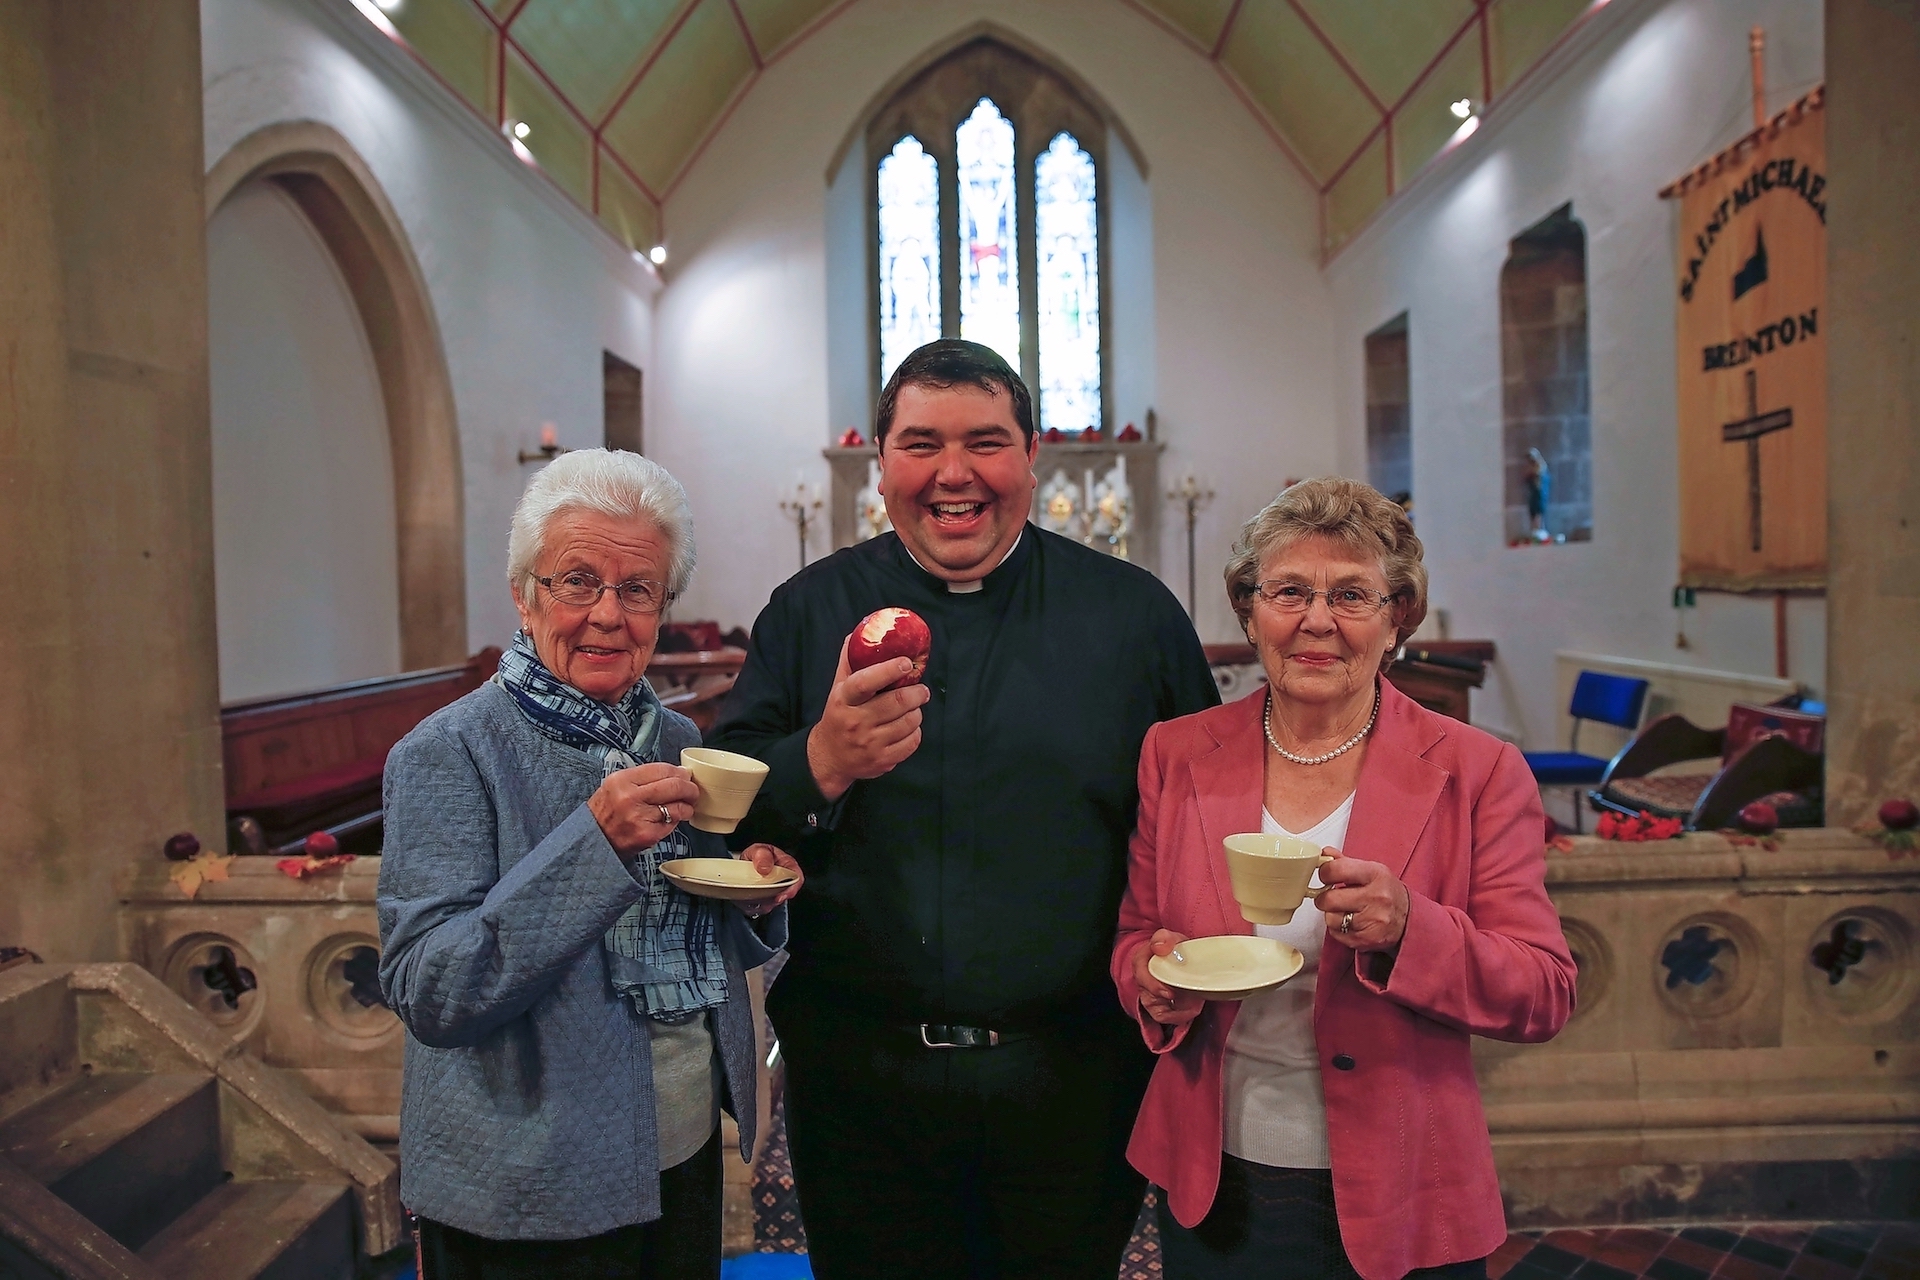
[919, 1024, 999, 1049]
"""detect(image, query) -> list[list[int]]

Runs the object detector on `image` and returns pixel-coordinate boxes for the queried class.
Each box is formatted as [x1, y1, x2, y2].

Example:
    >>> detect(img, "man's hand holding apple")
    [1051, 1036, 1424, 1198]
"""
[806, 612, 932, 802]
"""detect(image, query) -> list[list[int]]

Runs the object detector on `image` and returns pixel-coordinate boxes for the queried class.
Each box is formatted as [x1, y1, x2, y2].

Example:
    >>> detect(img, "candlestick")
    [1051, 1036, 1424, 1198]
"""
[778, 480, 824, 572]
[1166, 474, 1215, 618]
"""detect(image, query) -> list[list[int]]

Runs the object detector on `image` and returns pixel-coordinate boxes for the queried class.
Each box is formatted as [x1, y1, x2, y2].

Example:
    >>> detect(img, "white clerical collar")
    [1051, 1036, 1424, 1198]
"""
[903, 529, 1023, 592]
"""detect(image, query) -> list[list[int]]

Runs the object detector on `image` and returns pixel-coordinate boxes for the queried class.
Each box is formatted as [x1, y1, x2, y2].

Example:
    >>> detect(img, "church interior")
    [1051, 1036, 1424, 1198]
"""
[2, 0, 1917, 1277]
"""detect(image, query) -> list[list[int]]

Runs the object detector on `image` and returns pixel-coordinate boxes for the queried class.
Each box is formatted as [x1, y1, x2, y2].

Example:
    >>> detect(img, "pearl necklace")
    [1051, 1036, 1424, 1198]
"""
[1265, 684, 1380, 766]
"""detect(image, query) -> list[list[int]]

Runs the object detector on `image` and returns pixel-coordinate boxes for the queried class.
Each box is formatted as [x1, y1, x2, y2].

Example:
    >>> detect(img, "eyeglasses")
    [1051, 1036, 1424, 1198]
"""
[1251, 581, 1395, 618]
[537, 571, 675, 615]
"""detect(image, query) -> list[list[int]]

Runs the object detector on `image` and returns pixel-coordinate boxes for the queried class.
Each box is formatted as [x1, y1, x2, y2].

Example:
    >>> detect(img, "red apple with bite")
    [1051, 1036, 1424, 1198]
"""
[847, 607, 931, 689]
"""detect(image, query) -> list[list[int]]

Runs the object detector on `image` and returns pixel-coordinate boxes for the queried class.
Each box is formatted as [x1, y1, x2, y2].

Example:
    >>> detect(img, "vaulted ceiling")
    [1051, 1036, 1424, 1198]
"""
[360, 0, 1599, 259]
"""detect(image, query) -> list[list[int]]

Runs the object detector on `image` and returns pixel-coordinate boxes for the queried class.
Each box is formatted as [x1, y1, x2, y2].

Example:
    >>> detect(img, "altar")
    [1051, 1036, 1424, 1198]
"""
[825, 439, 1165, 573]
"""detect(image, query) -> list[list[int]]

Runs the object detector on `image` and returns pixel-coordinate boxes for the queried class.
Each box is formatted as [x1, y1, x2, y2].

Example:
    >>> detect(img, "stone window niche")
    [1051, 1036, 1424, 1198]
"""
[604, 350, 642, 454]
[1500, 204, 1593, 545]
[1365, 312, 1411, 509]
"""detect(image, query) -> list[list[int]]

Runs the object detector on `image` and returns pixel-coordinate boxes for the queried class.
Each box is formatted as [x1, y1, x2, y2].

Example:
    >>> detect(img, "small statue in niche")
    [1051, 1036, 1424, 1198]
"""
[854, 459, 891, 542]
[1523, 448, 1552, 542]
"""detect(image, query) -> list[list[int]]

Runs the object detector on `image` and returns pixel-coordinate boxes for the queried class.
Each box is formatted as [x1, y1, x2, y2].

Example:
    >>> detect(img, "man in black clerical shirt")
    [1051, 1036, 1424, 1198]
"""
[710, 340, 1218, 1279]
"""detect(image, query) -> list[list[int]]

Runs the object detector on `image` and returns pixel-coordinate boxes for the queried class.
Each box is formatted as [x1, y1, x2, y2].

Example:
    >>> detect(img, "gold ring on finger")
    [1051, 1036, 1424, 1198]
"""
[1340, 911, 1355, 934]
[657, 804, 671, 823]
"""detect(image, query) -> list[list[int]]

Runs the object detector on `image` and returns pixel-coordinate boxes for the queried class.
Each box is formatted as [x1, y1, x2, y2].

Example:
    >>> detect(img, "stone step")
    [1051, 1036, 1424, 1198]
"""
[0, 1071, 223, 1250]
[139, 1181, 354, 1280]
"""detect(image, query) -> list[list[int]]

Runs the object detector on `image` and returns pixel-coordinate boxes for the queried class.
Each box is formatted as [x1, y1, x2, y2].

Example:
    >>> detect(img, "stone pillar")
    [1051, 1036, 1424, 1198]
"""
[1825, 0, 1920, 826]
[0, 0, 223, 960]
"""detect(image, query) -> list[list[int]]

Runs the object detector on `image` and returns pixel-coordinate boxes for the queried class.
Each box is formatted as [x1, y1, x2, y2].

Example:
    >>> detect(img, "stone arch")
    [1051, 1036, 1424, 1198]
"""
[826, 20, 1149, 183]
[206, 122, 465, 669]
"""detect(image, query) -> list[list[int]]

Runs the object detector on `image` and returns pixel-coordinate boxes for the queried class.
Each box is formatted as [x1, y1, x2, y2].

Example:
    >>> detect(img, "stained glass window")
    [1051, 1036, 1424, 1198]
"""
[1036, 133, 1100, 433]
[877, 136, 941, 384]
[956, 99, 1020, 370]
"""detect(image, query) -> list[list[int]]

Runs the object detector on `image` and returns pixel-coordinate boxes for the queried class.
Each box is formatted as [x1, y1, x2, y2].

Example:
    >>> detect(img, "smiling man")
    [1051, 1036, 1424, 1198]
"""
[710, 340, 1219, 1278]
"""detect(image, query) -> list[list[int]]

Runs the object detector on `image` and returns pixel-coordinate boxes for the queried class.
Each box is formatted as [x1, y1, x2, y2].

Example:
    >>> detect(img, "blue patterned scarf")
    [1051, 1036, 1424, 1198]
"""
[497, 632, 728, 1021]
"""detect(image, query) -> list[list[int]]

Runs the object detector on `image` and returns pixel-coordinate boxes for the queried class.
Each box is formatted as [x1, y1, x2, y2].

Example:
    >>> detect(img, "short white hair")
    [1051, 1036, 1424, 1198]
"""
[507, 449, 696, 605]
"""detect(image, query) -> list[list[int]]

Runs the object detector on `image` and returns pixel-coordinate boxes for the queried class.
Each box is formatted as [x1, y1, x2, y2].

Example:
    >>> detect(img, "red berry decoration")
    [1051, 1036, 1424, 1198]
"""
[846, 607, 932, 689]
[304, 830, 340, 858]
[837, 427, 866, 448]
[1879, 798, 1919, 831]
[1737, 800, 1779, 836]
[163, 832, 201, 861]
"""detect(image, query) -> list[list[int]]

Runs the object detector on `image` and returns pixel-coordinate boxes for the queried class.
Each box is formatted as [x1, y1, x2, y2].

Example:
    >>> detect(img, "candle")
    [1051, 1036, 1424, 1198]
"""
[539, 422, 558, 449]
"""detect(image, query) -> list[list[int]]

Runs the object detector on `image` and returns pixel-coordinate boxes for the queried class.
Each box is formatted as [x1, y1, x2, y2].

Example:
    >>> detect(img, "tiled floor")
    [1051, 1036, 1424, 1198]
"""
[1488, 1223, 1920, 1280]
[746, 1098, 1917, 1280]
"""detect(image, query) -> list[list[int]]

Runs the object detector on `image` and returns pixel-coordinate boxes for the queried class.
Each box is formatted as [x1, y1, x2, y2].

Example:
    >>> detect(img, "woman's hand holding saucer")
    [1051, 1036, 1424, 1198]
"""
[590, 763, 699, 857]
[1316, 853, 1411, 952]
[735, 844, 803, 917]
[1134, 929, 1206, 1026]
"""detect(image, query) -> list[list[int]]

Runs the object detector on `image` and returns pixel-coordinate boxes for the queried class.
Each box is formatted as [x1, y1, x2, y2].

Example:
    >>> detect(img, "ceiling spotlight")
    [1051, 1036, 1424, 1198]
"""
[512, 120, 531, 140]
[1450, 98, 1474, 120]
[648, 245, 668, 265]
[373, 0, 404, 11]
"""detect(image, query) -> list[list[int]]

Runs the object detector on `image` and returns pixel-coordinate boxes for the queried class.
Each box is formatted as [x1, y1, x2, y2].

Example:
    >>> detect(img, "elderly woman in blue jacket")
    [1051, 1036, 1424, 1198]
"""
[378, 449, 800, 1279]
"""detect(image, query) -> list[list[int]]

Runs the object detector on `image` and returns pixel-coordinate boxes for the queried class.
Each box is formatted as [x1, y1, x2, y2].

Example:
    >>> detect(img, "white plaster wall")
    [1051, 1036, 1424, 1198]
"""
[1327, 0, 1825, 747]
[201, 0, 659, 658]
[209, 181, 401, 700]
[653, 0, 1332, 640]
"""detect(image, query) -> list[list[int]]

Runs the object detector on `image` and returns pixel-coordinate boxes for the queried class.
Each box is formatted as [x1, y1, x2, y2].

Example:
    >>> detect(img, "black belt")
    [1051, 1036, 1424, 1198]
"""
[917, 1023, 1033, 1049]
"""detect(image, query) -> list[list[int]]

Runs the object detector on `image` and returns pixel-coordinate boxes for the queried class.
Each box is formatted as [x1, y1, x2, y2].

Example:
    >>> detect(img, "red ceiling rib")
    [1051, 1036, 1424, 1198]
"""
[1113, 0, 1213, 58]
[726, 0, 765, 68]
[1283, 0, 1388, 117]
[1209, 0, 1246, 61]
[597, 0, 707, 131]
[1477, 2, 1493, 105]
[761, 0, 863, 69]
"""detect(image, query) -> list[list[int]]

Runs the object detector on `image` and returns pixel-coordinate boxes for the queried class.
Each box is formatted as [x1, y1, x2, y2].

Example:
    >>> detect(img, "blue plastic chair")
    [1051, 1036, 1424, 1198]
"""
[1524, 671, 1651, 831]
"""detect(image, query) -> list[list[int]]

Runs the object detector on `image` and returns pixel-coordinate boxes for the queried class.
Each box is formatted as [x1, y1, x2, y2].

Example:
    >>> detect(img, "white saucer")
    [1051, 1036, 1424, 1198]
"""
[1148, 935, 1304, 1001]
[660, 857, 797, 901]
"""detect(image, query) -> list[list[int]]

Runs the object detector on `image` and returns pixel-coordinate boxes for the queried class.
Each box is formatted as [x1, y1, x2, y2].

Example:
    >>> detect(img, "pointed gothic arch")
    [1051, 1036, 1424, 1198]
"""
[205, 122, 466, 669]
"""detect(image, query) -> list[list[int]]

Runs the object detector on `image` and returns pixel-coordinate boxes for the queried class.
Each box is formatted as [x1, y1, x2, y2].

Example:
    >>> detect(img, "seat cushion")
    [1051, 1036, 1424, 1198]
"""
[1524, 751, 1610, 785]
[1603, 773, 1710, 819]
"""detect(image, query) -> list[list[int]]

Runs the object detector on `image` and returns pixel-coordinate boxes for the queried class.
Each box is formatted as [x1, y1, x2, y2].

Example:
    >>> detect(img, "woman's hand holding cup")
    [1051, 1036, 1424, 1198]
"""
[1134, 929, 1206, 1027]
[589, 763, 698, 858]
[1316, 854, 1411, 952]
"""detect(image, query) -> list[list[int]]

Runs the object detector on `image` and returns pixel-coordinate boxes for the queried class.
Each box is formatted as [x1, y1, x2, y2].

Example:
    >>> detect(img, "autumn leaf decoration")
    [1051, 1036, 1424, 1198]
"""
[277, 830, 355, 879]
[162, 832, 232, 899]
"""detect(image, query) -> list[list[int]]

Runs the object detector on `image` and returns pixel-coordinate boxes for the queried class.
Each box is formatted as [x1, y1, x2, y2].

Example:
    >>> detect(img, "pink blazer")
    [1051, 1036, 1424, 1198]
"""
[1112, 681, 1574, 1280]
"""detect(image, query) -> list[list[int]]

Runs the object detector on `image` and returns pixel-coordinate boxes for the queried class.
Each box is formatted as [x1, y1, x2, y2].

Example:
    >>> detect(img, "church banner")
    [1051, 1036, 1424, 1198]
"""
[1664, 88, 1826, 592]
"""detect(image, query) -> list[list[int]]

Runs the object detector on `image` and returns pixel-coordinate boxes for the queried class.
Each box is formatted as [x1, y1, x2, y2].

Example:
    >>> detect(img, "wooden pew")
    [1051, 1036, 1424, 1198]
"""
[222, 649, 500, 853]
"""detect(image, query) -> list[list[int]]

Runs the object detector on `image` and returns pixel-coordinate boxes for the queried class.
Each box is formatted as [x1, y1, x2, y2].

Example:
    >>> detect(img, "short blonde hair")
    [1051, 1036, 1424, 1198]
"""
[1224, 477, 1428, 646]
[507, 449, 696, 606]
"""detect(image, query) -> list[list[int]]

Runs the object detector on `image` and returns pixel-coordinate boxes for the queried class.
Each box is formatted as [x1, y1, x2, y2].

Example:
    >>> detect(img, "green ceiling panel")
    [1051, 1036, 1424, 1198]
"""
[482, 0, 518, 16]
[734, 0, 840, 59]
[599, 147, 661, 252]
[1137, 0, 1237, 52]
[601, 0, 755, 193]
[1222, 1, 1380, 183]
[506, 50, 593, 206]
[1325, 128, 1388, 251]
[1490, 0, 1593, 95]
[1392, 26, 1484, 190]
[1293, 0, 1477, 107]
[509, 0, 688, 122]
[389, 0, 497, 116]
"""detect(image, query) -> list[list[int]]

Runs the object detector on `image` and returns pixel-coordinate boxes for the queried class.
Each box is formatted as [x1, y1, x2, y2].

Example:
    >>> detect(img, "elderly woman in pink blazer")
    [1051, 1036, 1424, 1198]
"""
[1112, 478, 1575, 1280]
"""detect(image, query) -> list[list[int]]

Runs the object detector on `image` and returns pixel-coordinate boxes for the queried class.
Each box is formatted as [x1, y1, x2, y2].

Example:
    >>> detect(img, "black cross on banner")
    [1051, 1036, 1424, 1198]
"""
[1721, 368, 1793, 551]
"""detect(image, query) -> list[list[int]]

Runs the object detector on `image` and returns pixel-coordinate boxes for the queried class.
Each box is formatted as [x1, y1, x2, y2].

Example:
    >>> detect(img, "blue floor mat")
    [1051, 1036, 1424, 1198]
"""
[720, 1256, 812, 1280]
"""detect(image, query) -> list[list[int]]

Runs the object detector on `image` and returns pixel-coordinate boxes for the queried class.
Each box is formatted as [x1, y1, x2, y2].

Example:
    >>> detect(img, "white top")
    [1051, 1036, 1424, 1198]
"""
[1219, 793, 1354, 1169]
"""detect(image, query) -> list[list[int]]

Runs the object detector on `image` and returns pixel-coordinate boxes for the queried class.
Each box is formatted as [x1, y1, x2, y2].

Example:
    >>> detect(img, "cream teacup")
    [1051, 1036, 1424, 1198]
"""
[681, 747, 770, 834]
[1222, 833, 1332, 925]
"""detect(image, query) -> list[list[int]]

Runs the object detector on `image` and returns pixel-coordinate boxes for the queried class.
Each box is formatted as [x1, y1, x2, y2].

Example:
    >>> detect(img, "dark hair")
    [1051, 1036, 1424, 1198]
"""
[874, 339, 1035, 448]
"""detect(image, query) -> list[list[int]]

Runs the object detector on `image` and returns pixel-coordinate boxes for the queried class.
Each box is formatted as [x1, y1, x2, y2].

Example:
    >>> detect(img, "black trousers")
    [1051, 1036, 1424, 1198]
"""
[1157, 1156, 1489, 1280]
[416, 1131, 722, 1280]
[774, 996, 1155, 1280]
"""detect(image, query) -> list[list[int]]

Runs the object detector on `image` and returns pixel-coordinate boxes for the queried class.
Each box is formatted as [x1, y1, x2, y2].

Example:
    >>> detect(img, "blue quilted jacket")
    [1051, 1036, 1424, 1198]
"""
[378, 681, 784, 1239]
